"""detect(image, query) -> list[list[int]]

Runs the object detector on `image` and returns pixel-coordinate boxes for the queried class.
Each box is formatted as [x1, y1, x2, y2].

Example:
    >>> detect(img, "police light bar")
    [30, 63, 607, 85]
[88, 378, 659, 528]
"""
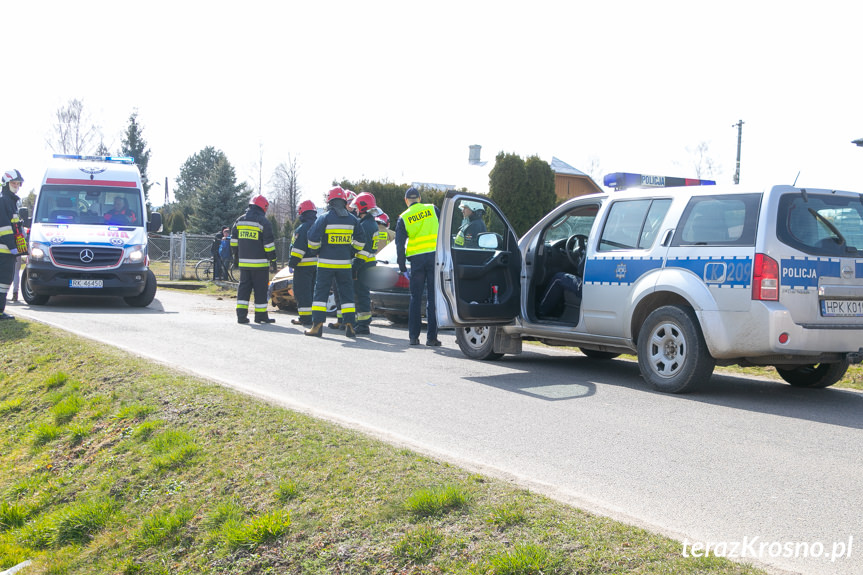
[53, 154, 135, 164]
[603, 172, 716, 191]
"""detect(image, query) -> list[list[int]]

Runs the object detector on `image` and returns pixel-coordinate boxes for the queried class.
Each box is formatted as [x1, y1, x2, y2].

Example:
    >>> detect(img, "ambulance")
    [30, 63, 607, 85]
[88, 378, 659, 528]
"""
[21, 155, 162, 307]
[435, 175, 863, 393]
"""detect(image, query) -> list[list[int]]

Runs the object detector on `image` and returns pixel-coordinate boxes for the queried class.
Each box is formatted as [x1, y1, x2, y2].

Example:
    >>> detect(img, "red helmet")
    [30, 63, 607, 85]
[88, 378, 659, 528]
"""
[251, 195, 269, 211]
[345, 189, 357, 202]
[350, 192, 377, 214]
[327, 186, 347, 203]
[298, 199, 316, 215]
[375, 212, 390, 227]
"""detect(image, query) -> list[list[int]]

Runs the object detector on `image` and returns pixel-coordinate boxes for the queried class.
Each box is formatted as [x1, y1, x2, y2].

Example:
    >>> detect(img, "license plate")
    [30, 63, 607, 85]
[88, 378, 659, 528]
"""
[821, 299, 863, 317]
[69, 279, 103, 288]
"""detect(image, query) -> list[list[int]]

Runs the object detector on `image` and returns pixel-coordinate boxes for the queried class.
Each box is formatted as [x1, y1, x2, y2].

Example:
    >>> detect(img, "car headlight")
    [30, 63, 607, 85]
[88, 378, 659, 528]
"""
[126, 245, 145, 263]
[29, 242, 48, 261]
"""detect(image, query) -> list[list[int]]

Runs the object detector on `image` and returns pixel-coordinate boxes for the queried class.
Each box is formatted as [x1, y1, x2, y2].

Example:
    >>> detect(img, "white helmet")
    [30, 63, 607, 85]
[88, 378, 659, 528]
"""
[459, 200, 483, 212]
[2, 169, 24, 185]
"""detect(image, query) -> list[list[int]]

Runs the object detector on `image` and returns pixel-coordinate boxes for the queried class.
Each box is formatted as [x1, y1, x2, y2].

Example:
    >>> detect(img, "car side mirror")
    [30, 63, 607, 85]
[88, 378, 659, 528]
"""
[148, 212, 163, 233]
[477, 232, 501, 250]
[17, 207, 31, 228]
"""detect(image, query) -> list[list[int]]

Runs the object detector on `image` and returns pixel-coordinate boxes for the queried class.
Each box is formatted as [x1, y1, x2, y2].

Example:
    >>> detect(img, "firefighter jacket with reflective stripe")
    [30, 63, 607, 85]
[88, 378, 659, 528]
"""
[230, 205, 276, 268]
[396, 202, 439, 268]
[307, 207, 365, 269]
[354, 213, 379, 263]
[289, 210, 318, 268]
[0, 188, 22, 256]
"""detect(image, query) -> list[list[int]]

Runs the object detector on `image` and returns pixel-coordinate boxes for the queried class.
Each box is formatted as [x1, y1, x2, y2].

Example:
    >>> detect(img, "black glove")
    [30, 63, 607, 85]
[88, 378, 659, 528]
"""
[270, 261, 278, 272]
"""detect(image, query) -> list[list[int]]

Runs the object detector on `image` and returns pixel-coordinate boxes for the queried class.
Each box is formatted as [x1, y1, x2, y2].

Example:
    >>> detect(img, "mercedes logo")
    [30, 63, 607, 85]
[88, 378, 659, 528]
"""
[79, 249, 95, 263]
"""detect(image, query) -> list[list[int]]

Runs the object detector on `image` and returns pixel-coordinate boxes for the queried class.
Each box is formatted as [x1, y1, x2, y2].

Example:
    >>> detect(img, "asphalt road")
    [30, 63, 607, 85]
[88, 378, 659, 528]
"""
[6, 290, 863, 575]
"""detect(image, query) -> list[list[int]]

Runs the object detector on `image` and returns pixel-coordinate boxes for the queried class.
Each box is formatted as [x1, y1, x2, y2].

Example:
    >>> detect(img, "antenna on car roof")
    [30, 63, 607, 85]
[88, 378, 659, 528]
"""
[792, 171, 801, 187]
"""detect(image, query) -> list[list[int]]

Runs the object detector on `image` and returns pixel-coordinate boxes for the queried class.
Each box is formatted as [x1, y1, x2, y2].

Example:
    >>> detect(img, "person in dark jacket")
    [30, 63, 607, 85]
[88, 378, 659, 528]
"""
[231, 195, 278, 324]
[0, 169, 25, 320]
[349, 192, 382, 335]
[304, 186, 366, 338]
[288, 199, 318, 326]
[454, 200, 487, 248]
[211, 227, 227, 281]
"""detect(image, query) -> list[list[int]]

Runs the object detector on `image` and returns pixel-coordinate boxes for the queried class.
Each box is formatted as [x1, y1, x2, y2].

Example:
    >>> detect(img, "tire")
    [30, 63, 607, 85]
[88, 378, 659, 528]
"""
[195, 259, 214, 282]
[384, 313, 409, 324]
[455, 326, 504, 360]
[776, 361, 849, 388]
[579, 348, 620, 360]
[637, 305, 715, 393]
[124, 270, 157, 308]
[22, 270, 50, 305]
[224, 262, 237, 282]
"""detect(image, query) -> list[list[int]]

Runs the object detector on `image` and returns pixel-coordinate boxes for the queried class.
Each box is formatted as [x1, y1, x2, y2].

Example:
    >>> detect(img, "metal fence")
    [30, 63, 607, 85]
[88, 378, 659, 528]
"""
[148, 233, 292, 281]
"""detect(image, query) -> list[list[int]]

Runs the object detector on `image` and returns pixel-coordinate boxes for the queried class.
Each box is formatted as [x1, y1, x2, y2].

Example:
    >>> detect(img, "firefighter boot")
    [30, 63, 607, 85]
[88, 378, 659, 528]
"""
[255, 313, 276, 324]
[304, 323, 324, 337]
[237, 312, 250, 324]
[344, 323, 356, 339]
[327, 320, 345, 330]
[354, 324, 370, 335]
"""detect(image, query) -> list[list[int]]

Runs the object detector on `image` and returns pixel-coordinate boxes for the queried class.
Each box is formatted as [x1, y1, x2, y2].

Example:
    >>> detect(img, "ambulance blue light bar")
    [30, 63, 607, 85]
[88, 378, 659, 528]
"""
[53, 154, 135, 164]
[603, 172, 716, 191]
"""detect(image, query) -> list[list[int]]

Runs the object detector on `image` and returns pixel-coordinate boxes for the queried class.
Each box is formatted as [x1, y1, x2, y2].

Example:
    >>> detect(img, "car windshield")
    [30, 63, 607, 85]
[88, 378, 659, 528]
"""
[34, 186, 143, 227]
[544, 205, 599, 244]
[375, 239, 398, 263]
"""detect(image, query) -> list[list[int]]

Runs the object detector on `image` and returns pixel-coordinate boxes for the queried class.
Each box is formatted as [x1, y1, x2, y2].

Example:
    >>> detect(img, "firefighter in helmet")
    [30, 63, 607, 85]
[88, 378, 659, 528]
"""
[305, 186, 366, 338]
[349, 192, 382, 335]
[0, 169, 25, 320]
[288, 199, 318, 326]
[231, 195, 278, 324]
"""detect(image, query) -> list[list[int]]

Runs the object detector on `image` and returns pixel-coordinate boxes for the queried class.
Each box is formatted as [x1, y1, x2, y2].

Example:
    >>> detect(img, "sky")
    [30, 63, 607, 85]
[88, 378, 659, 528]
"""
[3, 1, 861, 209]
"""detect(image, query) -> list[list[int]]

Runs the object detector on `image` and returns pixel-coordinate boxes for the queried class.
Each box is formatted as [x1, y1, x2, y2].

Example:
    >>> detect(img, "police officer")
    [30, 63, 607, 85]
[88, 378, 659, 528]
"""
[395, 186, 441, 346]
[305, 186, 366, 338]
[288, 199, 318, 326]
[454, 200, 487, 248]
[349, 192, 382, 335]
[0, 169, 25, 320]
[231, 195, 277, 324]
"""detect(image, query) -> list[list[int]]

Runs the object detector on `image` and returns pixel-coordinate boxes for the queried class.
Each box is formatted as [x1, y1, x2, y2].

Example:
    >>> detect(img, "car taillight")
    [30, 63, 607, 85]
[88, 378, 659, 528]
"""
[752, 253, 779, 301]
[395, 273, 410, 289]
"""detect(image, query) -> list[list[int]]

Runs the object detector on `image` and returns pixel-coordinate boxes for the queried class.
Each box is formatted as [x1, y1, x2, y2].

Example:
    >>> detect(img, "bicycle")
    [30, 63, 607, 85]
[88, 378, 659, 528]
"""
[195, 258, 237, 282]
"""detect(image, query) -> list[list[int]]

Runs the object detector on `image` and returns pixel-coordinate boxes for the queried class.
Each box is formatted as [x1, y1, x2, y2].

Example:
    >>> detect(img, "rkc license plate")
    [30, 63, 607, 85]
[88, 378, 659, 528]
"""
[821, 299, 863, 317]
[70, 279, 103, 288]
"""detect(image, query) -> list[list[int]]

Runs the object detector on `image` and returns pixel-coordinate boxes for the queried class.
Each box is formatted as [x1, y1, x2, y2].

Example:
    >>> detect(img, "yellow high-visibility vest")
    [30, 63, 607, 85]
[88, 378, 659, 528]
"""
[400, 203, 438, 257]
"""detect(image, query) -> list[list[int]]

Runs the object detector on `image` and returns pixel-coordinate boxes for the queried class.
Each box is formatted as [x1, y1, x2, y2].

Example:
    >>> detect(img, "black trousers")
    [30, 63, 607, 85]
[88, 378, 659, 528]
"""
[236, 267, 270, 321]
[0, 254, 13, 314]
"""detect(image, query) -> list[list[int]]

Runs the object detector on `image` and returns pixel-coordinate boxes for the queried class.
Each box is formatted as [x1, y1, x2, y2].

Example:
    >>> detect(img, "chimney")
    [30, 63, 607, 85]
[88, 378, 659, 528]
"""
[468, 144, 482, 165]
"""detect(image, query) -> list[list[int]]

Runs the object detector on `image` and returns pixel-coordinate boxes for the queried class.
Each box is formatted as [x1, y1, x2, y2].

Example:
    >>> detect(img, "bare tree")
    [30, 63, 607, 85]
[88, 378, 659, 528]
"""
[585, 155, 603, 184]
[47, 98, 98, 154]
[270, 155, 301, 229]
[684, 141, 721, 180]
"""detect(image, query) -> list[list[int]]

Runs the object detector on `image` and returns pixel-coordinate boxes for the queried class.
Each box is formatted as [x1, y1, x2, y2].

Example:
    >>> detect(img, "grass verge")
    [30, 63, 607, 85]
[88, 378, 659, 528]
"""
[0, 319, 767, 574]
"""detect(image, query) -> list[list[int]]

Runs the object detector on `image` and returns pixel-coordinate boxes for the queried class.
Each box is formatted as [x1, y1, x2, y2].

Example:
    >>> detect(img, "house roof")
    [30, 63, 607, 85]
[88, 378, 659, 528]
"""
[550, 156, 589, 177]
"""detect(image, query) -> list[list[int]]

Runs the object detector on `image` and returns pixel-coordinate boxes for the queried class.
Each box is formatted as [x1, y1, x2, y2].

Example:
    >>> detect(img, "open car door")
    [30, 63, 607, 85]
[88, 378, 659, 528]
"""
[435, 191, 521, 328]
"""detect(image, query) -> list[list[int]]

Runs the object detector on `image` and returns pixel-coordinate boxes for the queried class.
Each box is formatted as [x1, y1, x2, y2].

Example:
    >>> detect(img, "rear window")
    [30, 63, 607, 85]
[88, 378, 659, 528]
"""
[777, 192, 863, 256]
[672, 194, 761, 247]
[598, 198, 672, 251]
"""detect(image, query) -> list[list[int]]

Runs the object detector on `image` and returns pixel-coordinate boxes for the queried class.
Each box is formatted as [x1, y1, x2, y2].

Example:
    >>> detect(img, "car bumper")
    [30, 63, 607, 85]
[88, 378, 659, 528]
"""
[25, 261, 149, 297]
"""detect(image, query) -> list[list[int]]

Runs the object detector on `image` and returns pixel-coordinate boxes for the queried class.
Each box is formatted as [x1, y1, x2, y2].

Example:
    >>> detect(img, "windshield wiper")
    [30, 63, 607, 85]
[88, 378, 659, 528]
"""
[808, 207, 848, 248]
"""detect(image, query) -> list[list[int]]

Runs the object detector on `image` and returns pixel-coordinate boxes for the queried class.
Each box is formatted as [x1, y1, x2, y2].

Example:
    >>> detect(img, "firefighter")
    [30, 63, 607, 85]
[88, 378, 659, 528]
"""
[288, 199, 318, 326]
[375, 212, 395, 251]
[396, 186, 441, 346]
[305, 186, 366, 338]
[231, 195, 277, 324]
[0, 169, 25, 320]
[349, 192, 382, 335]
[327, 189, 358, 330]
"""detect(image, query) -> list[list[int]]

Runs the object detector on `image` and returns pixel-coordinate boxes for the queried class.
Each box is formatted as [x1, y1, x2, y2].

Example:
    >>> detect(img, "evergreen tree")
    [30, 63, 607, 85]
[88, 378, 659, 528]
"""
[171, 211, 186, 233]
[175, 147, 228, 218]
[189, 157, 249, 234]
[267, 214, 281, 240]
[524, 155, 557, 228]
[120, 111, 153, 206]
[489, 152, 529, 235]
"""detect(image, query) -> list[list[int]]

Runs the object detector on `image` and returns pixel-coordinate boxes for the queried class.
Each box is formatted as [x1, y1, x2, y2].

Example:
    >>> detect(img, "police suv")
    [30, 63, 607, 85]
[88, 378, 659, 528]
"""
[435, 176, 863, 393]
[21, 155, 162, 307]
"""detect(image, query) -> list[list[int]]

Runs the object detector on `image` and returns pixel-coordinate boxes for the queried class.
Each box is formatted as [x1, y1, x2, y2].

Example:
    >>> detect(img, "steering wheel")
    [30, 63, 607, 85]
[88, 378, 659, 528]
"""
[565, 234, 588, 275]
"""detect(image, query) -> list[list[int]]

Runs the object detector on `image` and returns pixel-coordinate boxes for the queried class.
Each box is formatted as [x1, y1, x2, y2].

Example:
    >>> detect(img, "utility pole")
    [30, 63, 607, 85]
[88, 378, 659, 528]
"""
[733, 120, 744, 185]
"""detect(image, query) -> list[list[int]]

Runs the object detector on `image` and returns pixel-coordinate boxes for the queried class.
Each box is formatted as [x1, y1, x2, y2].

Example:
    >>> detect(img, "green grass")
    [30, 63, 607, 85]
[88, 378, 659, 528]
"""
[0, 318, 768, 574]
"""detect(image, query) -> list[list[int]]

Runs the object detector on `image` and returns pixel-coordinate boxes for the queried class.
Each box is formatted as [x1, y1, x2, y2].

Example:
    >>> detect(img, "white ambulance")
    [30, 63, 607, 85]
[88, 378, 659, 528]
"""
[21, 154, 162, 307]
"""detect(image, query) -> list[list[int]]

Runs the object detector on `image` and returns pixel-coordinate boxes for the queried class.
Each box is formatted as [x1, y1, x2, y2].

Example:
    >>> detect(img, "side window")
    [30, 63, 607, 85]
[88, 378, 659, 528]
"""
[450, 199, 507, 250]
[598, 199, 670, 251]
[673, 194, 761, 247]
